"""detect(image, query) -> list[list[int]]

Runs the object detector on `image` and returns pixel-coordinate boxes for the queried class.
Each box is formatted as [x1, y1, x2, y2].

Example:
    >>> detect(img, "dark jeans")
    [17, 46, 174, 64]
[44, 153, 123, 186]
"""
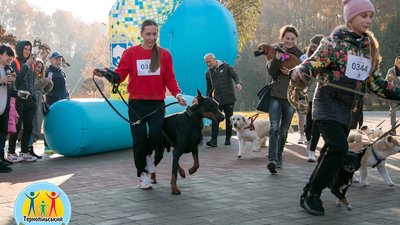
[303, 120, 349, 196]
[8, 100, 37, 154]
[129, 100, 165, 177]
[267, 97, 295, 163]
[304, 102, 320, 152]
[211, 103, 234, 141]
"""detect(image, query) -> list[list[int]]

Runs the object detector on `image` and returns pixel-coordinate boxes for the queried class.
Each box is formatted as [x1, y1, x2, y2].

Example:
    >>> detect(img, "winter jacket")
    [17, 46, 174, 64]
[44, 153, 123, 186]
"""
[296, 26, 400, 129]
[267, 43, 303, 100]
[11, 41, 36, 99]
[206, 60, 241, 105]
[45, 65, 69, 106]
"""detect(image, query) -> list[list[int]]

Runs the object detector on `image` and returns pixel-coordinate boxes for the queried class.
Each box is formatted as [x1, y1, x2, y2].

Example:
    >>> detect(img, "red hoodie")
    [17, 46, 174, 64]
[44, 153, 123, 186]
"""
[115, 45, 182, 100]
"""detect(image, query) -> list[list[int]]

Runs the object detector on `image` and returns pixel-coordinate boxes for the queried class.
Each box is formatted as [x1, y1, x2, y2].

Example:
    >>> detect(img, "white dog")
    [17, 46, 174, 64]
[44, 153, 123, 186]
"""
[349, 136, 400, 187]
[358, 125, 384, 142]
[230, 114, 270, 158]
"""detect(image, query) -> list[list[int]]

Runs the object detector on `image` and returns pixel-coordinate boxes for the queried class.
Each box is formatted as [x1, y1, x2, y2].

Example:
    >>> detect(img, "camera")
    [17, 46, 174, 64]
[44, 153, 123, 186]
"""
[253, 51, 264, 57]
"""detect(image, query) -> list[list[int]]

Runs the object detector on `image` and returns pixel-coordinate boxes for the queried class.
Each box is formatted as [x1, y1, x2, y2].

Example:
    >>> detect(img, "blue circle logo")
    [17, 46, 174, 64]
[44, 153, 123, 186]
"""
[14, 182, 71, 225]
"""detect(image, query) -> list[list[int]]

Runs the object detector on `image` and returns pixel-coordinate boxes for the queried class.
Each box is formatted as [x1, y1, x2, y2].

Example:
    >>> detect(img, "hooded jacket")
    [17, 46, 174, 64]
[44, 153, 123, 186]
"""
[296, 26, 400, 129]
[11, 40, 36, 99]
[205, 60, 241, 105]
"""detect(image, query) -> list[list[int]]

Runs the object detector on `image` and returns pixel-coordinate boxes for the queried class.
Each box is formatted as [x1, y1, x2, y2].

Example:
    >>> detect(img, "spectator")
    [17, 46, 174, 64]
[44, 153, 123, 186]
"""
[43, 51, 69, 157]
[7, 40, 37, 162]
[0, 44, 30, 171]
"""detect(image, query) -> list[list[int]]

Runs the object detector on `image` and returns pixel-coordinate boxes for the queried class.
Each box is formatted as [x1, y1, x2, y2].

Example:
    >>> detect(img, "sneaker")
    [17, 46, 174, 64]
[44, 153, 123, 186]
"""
[267, 161, 277, 174]
[224, 140, 231, 145]
[139, 172, 153, 190]
[19, 153, 37, 162]
[307, 150, 316, 162]
[206, 139, 217, 147]
[42, 149, 56, 158]
[303, 192, 324, 216]
[146, 155, 156, 174]
[5, 153, 24, 163]
[297, 134, 307, 144]
[28, 146, 42, 159]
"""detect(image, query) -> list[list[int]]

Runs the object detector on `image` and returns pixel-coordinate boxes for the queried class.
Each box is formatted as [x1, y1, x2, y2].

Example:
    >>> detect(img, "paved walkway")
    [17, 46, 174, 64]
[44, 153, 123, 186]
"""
[1, 111, 400, 225]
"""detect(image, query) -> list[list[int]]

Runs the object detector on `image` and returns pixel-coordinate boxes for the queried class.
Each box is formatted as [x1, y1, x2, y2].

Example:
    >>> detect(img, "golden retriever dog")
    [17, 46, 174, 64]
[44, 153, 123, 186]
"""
[349, 136, 400, 187]
[230, 114, 270, 159]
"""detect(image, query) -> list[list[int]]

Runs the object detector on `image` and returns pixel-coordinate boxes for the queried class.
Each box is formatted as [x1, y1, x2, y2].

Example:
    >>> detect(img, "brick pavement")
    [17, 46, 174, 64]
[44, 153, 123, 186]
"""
[1, 112, 400, 225]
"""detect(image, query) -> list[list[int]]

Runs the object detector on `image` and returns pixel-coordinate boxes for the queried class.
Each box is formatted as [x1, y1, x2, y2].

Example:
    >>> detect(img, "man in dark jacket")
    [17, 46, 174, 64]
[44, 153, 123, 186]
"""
[42, 51, 69, 156]
[45, 51, 69, 105]
[7, 40, 38, 162]
[204, 53, 242, 147]
[0, 44, 30, 171]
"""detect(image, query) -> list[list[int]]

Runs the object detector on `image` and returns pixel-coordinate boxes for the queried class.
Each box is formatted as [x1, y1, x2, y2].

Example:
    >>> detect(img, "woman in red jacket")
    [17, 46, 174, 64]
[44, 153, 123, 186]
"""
[95, 19, 186, 190]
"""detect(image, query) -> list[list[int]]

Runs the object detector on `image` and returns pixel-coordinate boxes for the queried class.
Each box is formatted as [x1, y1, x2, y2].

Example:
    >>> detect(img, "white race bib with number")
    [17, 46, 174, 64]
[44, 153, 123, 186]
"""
[137, 59, 160, 76]
[345, 55, 371, 81]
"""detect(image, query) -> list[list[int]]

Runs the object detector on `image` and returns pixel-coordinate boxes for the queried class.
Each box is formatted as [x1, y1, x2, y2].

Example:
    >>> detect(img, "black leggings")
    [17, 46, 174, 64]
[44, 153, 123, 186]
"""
[303, 120, 349, 196]
[128, 100, 165, 177]
[8, 100, 37, 153]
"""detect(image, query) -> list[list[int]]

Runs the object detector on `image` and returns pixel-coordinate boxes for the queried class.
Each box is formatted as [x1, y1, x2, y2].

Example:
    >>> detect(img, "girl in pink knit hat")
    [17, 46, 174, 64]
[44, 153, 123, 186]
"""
[291, 0, 400, 216]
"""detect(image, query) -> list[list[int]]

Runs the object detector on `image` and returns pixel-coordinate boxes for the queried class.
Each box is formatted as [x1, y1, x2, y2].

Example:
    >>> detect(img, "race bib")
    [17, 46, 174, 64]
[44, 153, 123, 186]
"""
[345, 55, 371, 81]
[137, 59, 160, 76]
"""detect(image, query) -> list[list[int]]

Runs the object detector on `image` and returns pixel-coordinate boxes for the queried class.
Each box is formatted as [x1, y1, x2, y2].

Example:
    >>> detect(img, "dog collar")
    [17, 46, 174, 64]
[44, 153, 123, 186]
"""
[371, 145, 385, 168]
[185, 107, 202, 121]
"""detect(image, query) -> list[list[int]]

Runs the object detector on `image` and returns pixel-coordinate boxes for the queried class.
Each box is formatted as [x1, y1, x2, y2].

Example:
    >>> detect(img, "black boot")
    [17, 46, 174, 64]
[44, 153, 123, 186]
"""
[0, 154, 12, 165]
[206, 139, 217, 147]
[28, 146, 42, 159]
[303, 192, 324, 216]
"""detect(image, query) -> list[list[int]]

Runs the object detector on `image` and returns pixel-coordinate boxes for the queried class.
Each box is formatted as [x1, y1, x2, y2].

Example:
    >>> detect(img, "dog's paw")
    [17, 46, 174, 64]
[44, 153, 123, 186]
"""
[237, 155, 242, 159]
[360, 182, 370, 188]
[188, 167, 198, 175]
[335, 200, 342, 208]
[352, 176, 360, 183]
[171, 187, 181, 195]
[346, 204, 353, 211]
[178, 168, 186, 178]
[387, 182, 395, 187]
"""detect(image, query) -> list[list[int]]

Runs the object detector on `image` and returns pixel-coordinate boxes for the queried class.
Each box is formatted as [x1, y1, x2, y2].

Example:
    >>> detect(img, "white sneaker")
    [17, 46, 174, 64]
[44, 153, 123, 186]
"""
[307, 150, 316, 162]
[139, 172, 152, 190]
[146, 155, 156, 174]
[297, 134, 307, 144]
[19, 153, 37, 162]
[5, 153, 24, 163]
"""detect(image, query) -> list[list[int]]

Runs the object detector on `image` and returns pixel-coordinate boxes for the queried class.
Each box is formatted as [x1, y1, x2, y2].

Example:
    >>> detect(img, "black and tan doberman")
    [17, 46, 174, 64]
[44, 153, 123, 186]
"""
[153, 89, 225, 195]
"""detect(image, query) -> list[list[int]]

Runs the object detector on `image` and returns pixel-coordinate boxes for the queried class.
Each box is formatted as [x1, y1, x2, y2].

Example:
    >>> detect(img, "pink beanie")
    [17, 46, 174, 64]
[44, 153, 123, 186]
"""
[343, 0, 375, 22]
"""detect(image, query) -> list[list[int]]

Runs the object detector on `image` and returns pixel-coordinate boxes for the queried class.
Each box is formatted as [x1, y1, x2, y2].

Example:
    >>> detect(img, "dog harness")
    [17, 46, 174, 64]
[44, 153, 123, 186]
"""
[371, 145, 385, 168]
[244, 113, 259, 130]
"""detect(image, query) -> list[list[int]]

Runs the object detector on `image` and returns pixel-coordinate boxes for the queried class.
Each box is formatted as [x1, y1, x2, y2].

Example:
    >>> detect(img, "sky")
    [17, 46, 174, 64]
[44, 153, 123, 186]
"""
[26, 0, 117, 24]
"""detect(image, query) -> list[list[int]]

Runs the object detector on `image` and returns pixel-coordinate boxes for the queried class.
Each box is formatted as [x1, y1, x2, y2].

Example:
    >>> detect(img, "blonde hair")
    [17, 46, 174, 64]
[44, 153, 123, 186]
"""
[366, 30, 381, 72]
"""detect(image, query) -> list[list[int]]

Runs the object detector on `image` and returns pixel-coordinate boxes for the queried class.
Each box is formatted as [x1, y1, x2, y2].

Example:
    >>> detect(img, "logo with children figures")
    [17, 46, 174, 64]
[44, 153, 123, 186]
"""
[14, 182, 71, 225]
